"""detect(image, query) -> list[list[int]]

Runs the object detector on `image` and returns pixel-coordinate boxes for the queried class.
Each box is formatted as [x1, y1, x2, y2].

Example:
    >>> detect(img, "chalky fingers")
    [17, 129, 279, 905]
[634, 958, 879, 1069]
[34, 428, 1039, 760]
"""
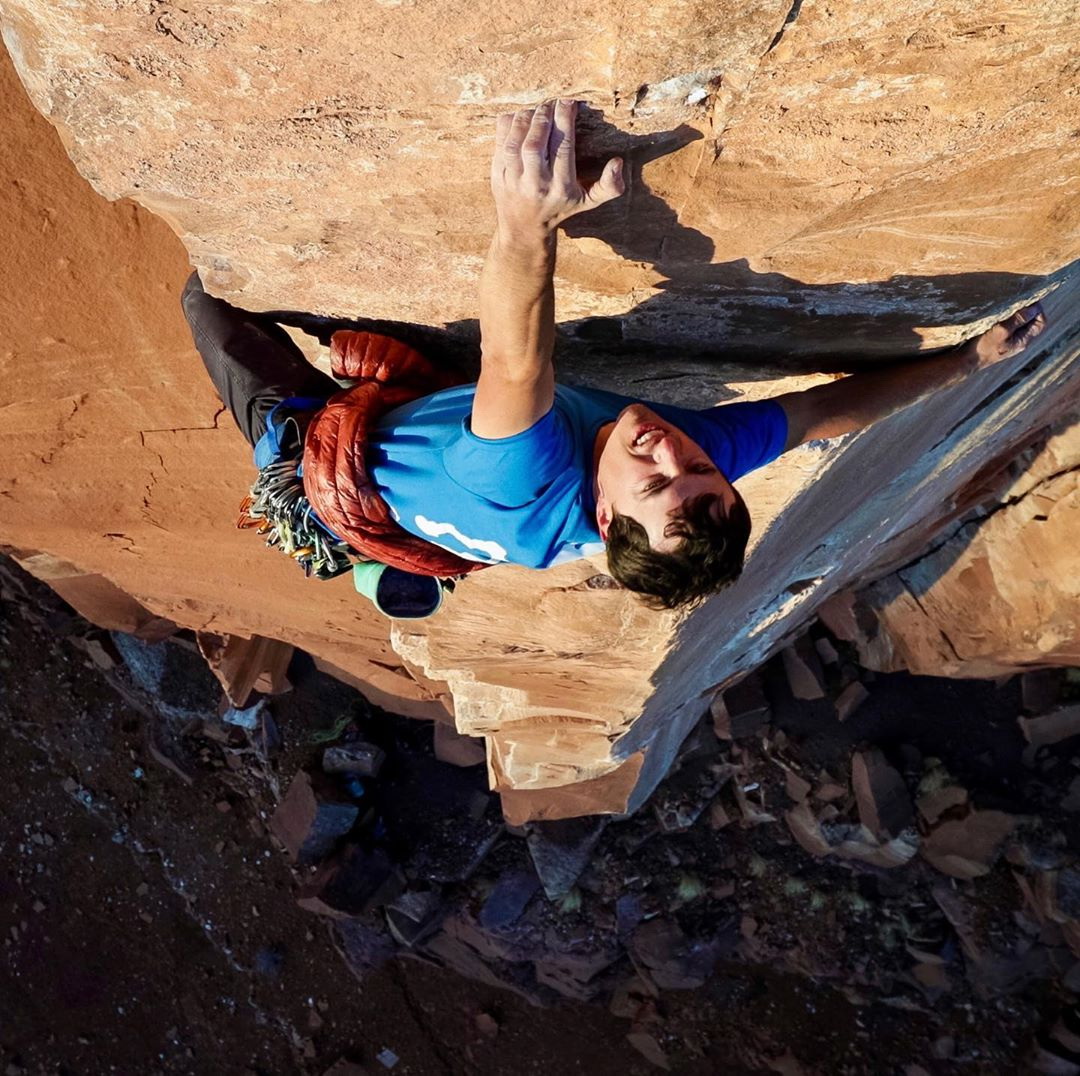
[522, 100, 555, 175]
[501, 108, 535, 179]
[551, 98, 577, 188]
[1011, 301, 1047, 353]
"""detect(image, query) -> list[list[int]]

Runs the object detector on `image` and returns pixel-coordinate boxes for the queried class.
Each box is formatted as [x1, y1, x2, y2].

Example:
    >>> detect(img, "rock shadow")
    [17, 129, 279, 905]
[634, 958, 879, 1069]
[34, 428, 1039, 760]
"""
[265, 111, 1073, 411]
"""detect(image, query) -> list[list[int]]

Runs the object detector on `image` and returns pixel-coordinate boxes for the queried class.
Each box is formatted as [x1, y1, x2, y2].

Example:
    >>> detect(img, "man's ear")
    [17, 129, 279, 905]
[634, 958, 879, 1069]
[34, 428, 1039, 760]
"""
[595, 490, 612, 541]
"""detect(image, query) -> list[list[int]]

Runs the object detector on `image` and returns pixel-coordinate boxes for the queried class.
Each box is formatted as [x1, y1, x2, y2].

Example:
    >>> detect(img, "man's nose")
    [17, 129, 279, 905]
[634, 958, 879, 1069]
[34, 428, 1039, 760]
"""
[653, 435, 684, 470]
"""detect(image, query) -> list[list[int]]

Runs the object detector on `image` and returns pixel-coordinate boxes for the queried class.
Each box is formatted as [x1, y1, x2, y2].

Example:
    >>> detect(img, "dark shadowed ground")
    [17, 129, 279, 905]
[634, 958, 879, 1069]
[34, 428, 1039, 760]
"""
[1, 556, 1077, 1076]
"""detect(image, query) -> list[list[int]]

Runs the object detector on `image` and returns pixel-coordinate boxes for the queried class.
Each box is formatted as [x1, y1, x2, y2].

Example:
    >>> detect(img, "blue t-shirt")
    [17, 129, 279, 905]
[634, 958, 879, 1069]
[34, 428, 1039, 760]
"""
[367, 384, 787, 569]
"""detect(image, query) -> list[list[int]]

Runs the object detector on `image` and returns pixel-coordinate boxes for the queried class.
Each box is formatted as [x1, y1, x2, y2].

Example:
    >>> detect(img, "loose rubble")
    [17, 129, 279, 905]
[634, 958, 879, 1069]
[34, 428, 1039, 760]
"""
[4, 553, 1080, 1073]
[238, 611, 1080, 1063]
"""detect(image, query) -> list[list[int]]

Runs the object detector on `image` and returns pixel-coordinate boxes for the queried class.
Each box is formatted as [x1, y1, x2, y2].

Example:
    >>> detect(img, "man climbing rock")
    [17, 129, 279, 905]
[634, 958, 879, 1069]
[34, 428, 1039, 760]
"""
[183, 99, 1047, 611]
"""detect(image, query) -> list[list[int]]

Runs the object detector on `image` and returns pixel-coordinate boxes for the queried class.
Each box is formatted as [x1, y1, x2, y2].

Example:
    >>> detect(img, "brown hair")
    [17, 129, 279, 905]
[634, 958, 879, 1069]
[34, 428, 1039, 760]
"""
[605, 492, 751, 610]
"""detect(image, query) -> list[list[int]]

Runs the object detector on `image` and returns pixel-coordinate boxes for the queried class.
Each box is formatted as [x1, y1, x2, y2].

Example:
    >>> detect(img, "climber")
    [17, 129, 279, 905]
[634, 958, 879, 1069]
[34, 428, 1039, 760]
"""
[358, 99, 1048, 605]
[182, 98, 1048, 613]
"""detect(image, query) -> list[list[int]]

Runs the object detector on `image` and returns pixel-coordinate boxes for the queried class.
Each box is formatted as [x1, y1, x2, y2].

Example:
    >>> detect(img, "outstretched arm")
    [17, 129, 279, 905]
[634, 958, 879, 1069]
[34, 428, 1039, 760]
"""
[774, 303, 1048, 450]
[472, 99, 624, 439]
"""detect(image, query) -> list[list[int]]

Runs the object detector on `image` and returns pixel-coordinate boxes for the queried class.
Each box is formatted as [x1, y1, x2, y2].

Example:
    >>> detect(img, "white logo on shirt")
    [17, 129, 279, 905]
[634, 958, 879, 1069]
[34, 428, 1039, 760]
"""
[413, 515, 508, 563]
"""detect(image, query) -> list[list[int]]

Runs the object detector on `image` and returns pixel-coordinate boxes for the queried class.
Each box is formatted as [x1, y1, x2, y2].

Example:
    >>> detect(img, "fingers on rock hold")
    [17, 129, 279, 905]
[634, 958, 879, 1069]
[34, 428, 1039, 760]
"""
[599, 156, 626, 198]
[1008, 300, 1046, 333]
[502, 109, 533, 155]
[494, 113, 513, 146]
[524, 109, 555, 159]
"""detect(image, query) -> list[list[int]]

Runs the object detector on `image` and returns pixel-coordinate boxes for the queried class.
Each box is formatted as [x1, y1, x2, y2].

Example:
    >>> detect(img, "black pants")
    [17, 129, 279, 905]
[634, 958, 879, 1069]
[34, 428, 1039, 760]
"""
[181, 272, 338, 448]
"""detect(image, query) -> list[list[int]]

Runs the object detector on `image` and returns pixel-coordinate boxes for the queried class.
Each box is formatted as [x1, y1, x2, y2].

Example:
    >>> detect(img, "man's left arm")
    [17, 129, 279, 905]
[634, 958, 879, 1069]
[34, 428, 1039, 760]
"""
[774, 303, 1047, 451]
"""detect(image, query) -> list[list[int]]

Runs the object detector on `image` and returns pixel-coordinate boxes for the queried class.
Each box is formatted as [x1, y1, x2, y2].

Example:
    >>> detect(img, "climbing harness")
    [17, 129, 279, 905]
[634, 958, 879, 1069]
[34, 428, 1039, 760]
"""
[236, 401, 353, 580]
[237, 456, 353, 581]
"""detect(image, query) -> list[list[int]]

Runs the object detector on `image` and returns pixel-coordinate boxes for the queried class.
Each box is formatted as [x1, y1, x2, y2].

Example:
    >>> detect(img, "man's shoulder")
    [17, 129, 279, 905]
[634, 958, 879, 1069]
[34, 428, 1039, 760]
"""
[375, 382, 477, 432]
[652, 396, 789, 480]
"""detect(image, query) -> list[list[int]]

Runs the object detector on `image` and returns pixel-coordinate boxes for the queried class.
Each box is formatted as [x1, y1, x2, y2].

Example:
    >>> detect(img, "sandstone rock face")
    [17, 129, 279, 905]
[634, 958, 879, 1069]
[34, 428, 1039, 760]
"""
[2, 0, 1078, 357]
[830, 415, 1080, 679]
[1, 11, 1079, 824]
[0, 45, 444, 723]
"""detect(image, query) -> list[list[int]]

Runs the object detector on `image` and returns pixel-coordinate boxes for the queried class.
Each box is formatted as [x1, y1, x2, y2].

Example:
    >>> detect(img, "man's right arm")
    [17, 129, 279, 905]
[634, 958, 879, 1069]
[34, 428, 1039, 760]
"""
[472, 99, 624, 440]
[473, 224, 557, 439]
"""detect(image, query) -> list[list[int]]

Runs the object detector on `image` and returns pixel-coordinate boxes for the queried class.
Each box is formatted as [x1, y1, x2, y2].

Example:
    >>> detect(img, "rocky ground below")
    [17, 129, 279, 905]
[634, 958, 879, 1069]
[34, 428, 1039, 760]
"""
[1, 553, 1078, 1076]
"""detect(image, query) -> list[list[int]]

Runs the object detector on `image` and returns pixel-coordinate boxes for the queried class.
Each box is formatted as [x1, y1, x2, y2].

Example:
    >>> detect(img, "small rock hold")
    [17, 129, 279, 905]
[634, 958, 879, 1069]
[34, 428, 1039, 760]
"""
[475, 1012, 499, 1037]
[921, 809, 1016, 879]
[834, 682, 869, 722]
[708, 801, 732, 829]
[814, 636, 840, 665]
[1018, 704, 1080, 747]
[479, 869, 540, 929]
[270, 771, 359, 866]
[851, 748, 913, 840]
[930, 1036, 955, 1060]
[814, 781, 847, 803]
[433, 722, 486, 768]
[222, 700, 264, 730]
[526, 816, 607, 901]
[780, 645, 825, 701]
[917, 785, 968, 825]
[912, 962, 948, 991]
[784, 769, 812, 803]
[626, 1031, 670, 1071]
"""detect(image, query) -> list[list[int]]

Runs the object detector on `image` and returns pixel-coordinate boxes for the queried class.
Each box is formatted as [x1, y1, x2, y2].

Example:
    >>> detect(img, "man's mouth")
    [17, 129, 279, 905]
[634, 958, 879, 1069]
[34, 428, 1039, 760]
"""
[631, 424, 665, 449]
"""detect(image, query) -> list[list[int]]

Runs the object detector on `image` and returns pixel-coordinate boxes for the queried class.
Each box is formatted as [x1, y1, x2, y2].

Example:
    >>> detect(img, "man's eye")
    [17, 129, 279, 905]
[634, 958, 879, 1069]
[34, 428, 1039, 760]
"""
[643, 478, 666, 493]
[691, 463, 716, 474]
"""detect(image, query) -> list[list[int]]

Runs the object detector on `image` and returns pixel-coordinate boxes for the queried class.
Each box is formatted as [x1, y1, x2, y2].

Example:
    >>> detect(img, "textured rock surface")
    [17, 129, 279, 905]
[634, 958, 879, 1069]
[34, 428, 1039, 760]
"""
[830, 414, 1080, 678]
[0, 45, 443, 722]
[2, 0, 1078, 356]
[2, 11, 1079, 823]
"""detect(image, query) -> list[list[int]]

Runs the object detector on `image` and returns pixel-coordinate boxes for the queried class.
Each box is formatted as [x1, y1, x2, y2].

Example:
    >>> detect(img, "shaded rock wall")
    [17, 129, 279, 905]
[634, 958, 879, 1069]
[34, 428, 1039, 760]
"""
[1, 8, 1079, 822]
[826, 415, 1080, 679]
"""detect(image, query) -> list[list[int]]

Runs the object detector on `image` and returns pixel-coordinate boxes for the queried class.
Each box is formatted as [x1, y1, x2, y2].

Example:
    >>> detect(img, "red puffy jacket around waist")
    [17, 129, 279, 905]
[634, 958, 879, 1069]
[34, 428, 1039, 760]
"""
[301, 330, 487, 579]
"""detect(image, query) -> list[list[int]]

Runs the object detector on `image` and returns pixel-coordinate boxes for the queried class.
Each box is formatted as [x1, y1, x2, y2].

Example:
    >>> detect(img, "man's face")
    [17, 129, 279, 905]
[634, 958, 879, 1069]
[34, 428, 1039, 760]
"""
[594, 404, 740, 549]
